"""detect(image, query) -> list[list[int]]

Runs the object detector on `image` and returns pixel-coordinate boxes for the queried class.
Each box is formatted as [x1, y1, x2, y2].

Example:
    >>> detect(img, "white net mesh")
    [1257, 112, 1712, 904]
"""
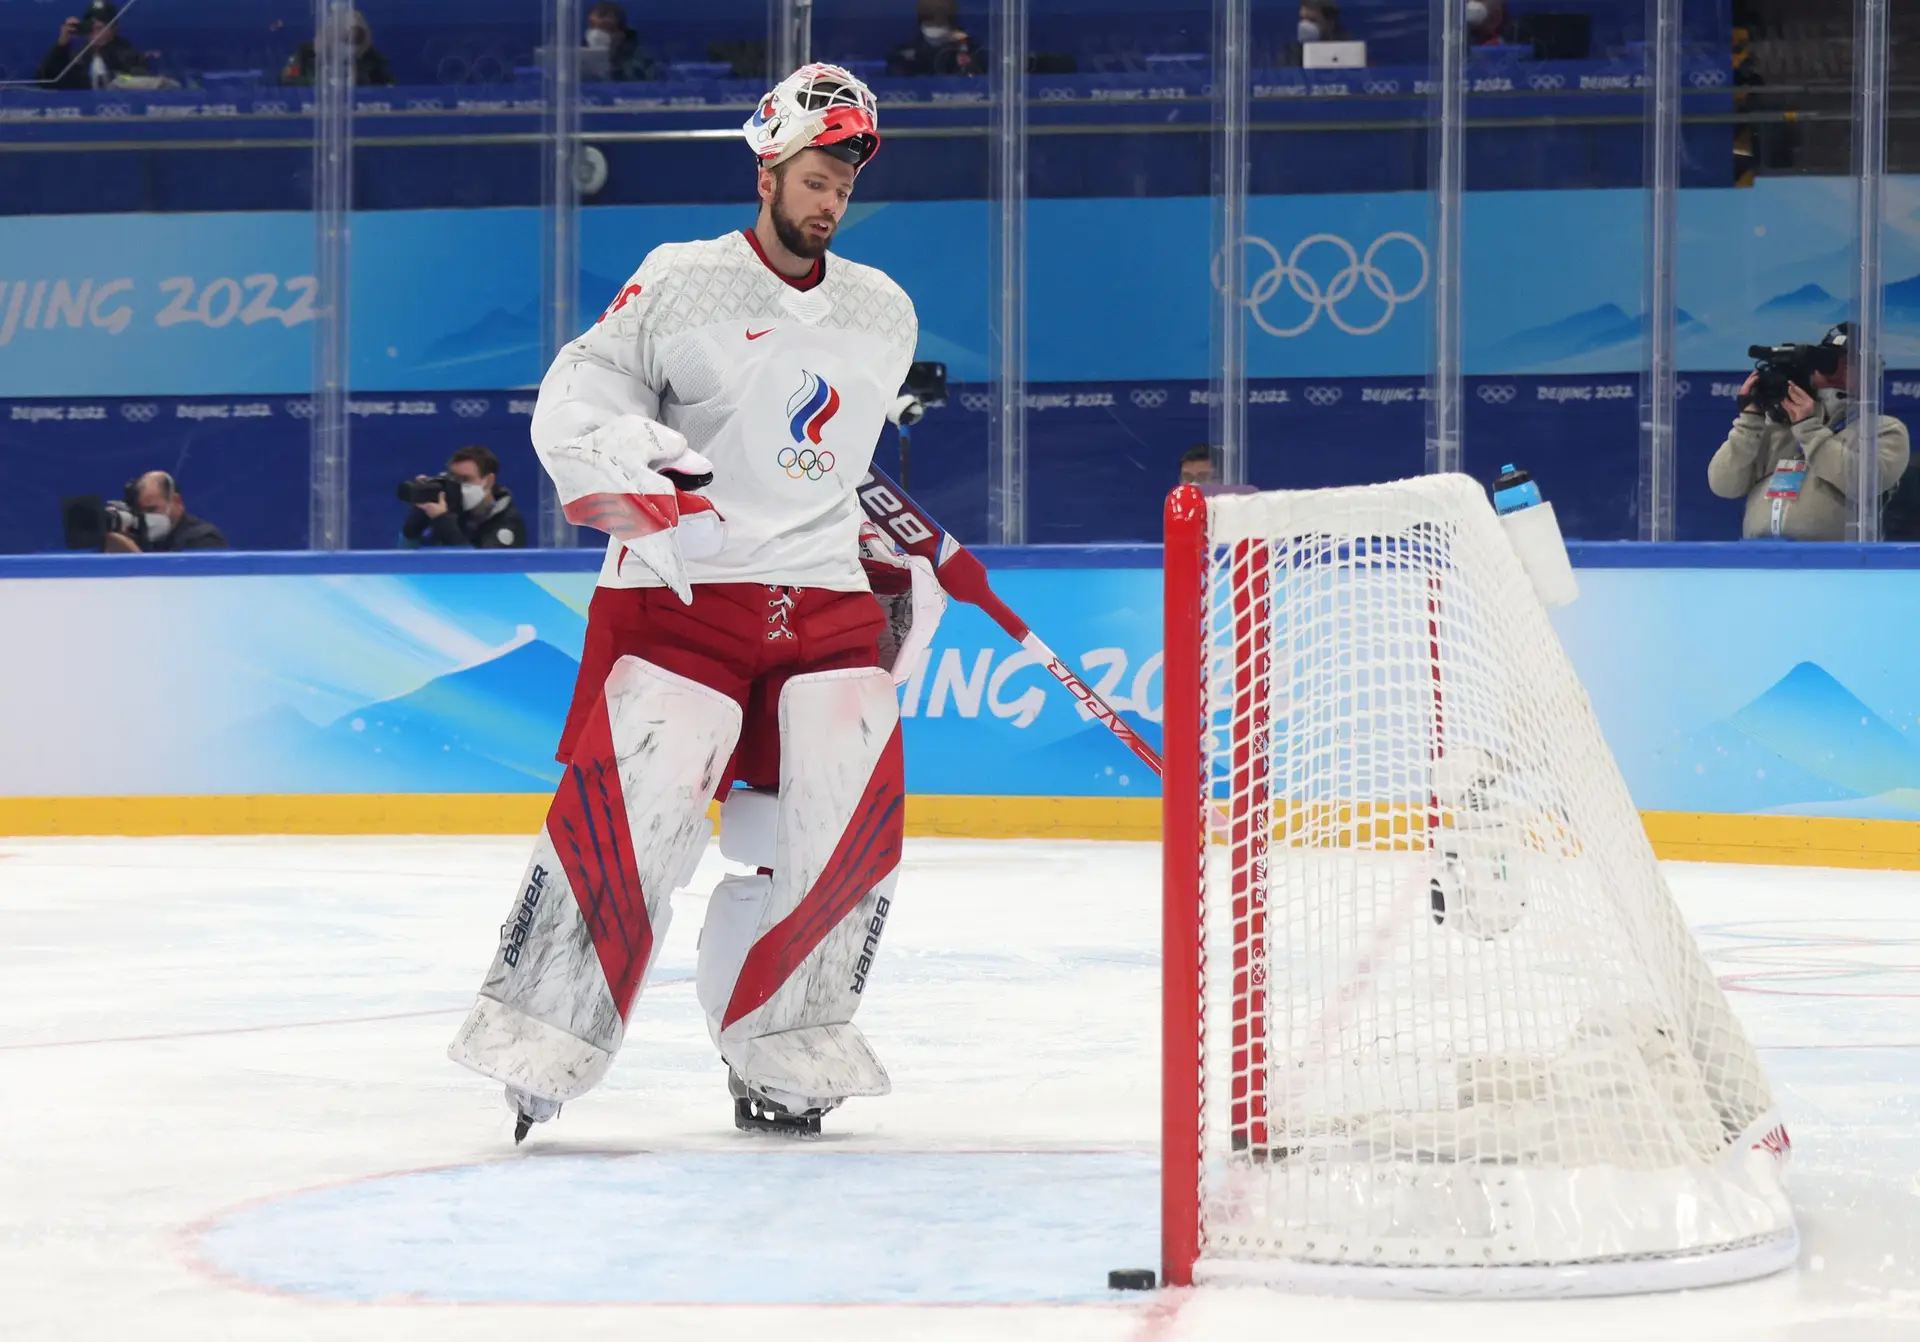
[1186, 477, 1795, 1294]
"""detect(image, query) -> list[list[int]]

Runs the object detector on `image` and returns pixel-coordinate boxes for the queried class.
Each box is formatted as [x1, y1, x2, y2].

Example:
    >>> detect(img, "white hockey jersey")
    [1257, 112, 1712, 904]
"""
[531, 229, 919, 592]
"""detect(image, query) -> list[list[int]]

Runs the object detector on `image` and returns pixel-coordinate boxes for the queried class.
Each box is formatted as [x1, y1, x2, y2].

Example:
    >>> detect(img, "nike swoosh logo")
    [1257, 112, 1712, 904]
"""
[746, 328, 774, 341]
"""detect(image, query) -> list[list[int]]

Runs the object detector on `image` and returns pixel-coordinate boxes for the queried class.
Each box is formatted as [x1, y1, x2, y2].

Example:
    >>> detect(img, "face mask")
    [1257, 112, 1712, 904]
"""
[460, 482, 488, 511]
[920, 24, 951, 42]
[1817, 388, 1848, 417]
[1465, 1, 1488, 27]
[1297, 19, 1322, 42]
[585, 27, 614, 50]
[143, 511, 173, 543]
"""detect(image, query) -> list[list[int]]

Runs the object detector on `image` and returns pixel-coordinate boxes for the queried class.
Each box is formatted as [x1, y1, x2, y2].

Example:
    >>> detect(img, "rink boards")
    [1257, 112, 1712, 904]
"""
[2, 543, 1918, 868]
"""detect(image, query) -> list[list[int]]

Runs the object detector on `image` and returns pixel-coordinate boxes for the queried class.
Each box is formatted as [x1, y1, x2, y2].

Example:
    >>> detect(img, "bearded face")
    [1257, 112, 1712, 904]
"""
[765, 154, 852, 260]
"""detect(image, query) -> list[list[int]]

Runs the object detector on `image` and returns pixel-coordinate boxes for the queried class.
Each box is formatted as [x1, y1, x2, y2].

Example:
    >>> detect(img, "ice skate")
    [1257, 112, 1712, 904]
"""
[728, 1067, 838, 1137]
[507, 1086, 562, 1144]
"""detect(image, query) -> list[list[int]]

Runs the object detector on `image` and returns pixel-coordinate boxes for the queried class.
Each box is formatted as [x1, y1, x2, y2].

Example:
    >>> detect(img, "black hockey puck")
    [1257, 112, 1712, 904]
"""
[1108, 1268, 1157, 1291]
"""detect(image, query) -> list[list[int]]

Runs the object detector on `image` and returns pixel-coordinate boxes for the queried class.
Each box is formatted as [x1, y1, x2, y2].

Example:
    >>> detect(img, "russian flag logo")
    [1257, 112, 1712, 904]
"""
[786, 370, 842, 446]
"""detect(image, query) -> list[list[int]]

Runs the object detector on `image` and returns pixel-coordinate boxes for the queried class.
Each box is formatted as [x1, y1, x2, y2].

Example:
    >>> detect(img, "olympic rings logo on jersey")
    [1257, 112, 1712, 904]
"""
[1218, 232, 1430, 338]
[779, 446, 837, 480]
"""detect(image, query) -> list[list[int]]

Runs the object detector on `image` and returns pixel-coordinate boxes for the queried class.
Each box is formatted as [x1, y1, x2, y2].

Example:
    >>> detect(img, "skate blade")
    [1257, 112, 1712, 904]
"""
[733, 1097, 823, 1137]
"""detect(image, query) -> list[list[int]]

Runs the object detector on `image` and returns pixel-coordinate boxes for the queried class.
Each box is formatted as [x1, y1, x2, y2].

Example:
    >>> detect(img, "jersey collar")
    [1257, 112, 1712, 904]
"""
[741, 228, 825, 292]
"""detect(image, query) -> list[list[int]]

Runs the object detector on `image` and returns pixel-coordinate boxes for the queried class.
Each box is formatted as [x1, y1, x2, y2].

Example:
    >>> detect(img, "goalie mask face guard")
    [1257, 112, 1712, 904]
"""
[744, 63, 882, 172]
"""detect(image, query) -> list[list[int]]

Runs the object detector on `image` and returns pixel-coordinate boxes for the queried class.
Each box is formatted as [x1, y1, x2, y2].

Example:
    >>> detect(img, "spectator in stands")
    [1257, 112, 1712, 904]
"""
[401, 446, 527, 549]
[1288, 2, 1350, 64]
[1466, 0, 1509, 47]
[1707, 325, 1911, 541]
[35, 1, 147, 92]
[888, 0, 980, 77]
[586, 3, 661, 81]
[281, 7, 394, 88]
[1179, 444, 1215, 486]
[102, 471, 228, 553]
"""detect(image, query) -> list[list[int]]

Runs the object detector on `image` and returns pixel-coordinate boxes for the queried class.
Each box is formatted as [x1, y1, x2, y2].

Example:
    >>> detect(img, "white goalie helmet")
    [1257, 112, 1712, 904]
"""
[742, 62, 882, 171]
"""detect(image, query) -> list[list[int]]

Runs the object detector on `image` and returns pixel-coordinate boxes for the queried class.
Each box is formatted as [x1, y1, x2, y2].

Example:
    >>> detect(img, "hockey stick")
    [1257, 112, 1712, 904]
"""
[857, 465, 1164, 778]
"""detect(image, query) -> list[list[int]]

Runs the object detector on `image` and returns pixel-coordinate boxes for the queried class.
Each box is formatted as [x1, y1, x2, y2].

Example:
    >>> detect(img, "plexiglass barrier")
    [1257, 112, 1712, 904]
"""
[0, 0, 1911, 551]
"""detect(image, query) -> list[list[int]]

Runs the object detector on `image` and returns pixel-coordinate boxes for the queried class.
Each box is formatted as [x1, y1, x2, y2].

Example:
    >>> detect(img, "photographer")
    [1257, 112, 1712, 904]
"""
[35, 1, 147, 92]
[98, 471, 227, 553]
[1707, 324, 1910, 541]
[400, 446, 526, 549]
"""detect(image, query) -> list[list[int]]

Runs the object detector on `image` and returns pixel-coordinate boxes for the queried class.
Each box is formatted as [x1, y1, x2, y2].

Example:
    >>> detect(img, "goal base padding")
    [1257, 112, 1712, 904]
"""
[1193, 1228, 1800, 1300]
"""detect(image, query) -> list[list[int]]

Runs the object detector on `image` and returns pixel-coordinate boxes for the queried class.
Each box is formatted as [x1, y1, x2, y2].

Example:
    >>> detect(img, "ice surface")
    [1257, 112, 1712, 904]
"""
[2, 837, 1917, 1340]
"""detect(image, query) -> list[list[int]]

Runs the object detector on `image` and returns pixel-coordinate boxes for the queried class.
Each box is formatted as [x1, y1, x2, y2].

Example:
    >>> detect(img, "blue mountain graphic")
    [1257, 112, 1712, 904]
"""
[1884, 273, 1920, 324]
[1489, 304, 1643, 367]
[1648, 661, 1920, 815]
[213, 703, 542, 794]
[411, 271, 649, 375]
[415, 303, 539, 371]
[1754, 282, 1848, 322]
[1649, 715, 1857, 813]
[328, 638, 581, 787]
[1726, 661, 1920, 800]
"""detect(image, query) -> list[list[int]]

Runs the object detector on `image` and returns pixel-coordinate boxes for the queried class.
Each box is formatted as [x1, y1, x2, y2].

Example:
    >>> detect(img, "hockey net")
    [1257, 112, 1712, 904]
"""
[1159, 477, 1796, 1297]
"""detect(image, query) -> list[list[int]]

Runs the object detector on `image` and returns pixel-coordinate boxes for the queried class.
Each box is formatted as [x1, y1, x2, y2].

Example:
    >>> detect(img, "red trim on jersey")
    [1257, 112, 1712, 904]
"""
[741, 228, 825, 292]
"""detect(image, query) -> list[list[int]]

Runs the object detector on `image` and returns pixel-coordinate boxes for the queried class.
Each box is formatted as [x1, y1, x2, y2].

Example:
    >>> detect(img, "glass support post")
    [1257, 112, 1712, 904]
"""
[1425, 0, 1467, 477]
[1209, 0, 1252, 486]
[988, 0, 1029, 544]
[1636, 0, 1682, 541]
[1850, 0, 1889, 542]
[540, 0, 583, 547]
[309, 0, 353, 550]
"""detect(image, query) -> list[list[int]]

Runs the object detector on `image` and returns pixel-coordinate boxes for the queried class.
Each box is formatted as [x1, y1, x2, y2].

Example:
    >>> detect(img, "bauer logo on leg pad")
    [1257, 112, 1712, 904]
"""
[500, 864, 549, 968]
[849, 894, 891, 995]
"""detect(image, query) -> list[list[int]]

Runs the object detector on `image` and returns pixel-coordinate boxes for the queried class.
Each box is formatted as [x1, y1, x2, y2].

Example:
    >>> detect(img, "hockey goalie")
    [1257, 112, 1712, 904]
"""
[447, 64, 944, 1141]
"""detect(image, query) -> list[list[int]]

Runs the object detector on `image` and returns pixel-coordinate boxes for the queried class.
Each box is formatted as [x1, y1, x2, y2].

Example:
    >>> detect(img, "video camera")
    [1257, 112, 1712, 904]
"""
[397, 473, 459, 507]
[1744, 323, 1850, 423]
[60, 473, 163, 550]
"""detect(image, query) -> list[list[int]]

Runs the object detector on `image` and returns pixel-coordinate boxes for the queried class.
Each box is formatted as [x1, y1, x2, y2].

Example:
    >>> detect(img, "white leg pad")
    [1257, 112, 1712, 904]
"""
[448, 654, 739, 1102]
[704, 667, 905, 1105]
[450, 994, 612, 1100]
[671, 818, 714, 893]
[697, 872, 771, 1039]
[729, 1022, 892, 1109]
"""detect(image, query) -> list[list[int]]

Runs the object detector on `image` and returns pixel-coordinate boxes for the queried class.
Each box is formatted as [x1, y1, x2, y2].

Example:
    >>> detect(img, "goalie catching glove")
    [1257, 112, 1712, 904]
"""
[538, 413, 726, 605]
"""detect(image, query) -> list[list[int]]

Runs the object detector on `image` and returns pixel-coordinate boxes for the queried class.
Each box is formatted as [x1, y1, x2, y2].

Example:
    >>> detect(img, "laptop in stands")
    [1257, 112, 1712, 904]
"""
[1302, 41, 1367, 70]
